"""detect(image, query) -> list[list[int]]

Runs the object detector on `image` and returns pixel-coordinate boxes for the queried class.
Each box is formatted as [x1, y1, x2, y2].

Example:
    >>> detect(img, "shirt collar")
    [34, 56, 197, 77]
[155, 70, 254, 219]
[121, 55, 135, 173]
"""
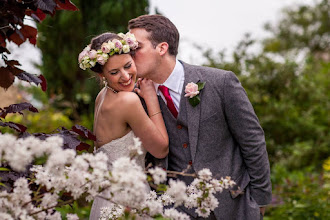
[154, 59, 184, 93]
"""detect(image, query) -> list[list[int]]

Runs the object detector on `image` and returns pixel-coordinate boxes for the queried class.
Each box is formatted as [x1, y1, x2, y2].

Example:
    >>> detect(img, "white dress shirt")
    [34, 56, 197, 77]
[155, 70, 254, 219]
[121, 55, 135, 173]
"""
[154, 60, 185, 111]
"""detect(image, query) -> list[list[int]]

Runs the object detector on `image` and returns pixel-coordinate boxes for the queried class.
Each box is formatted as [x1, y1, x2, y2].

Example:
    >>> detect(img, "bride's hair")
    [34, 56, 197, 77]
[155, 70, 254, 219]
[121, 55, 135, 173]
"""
[89, 32, 121, 73]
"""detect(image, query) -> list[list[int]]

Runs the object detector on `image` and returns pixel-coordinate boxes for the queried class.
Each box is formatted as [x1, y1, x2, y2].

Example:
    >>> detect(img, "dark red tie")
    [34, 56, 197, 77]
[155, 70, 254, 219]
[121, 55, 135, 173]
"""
[158, 85, 178, 118]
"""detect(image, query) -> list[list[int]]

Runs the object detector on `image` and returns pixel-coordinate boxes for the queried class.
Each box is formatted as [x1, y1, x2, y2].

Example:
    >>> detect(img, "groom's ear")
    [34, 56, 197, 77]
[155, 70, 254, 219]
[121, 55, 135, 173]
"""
[157, 42, 169, 56]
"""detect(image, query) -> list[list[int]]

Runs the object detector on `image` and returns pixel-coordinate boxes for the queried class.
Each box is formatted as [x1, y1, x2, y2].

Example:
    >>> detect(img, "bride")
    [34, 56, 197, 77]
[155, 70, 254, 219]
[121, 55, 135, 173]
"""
[78, 31, 169, 219]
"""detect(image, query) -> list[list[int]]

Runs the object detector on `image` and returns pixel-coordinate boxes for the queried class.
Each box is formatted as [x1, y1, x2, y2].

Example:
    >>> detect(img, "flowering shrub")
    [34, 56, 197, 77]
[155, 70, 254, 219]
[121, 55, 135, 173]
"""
[0, 133, 235, 219]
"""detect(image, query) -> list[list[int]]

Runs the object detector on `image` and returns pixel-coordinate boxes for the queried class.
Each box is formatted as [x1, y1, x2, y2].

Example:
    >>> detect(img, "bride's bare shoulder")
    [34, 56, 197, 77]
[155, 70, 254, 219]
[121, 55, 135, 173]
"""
[117, 91, 140, 104]
[101, 91, 141, 112]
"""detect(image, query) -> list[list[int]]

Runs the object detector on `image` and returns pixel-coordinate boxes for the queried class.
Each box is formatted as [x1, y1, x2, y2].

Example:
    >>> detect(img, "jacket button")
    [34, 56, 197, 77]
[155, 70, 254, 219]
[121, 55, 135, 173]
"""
[183, 143, 188, 148]
[177, 124, 182, 129]
[188, 160, 192, 165]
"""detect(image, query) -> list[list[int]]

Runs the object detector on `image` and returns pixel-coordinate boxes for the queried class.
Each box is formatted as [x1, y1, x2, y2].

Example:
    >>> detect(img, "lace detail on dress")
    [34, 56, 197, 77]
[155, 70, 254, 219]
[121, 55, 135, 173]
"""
[90, 130, 148, 220]
[95, 130, 147, 169]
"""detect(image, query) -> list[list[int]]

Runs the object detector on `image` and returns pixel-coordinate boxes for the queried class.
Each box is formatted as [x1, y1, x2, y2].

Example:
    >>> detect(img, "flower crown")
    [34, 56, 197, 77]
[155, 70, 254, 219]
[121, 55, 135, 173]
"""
[78, 32, 138, 70]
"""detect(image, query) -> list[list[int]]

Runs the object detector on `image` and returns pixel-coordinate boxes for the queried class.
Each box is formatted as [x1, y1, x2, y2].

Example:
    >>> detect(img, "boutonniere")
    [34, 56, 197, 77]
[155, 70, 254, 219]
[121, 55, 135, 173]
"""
[184, 81, 206, 107]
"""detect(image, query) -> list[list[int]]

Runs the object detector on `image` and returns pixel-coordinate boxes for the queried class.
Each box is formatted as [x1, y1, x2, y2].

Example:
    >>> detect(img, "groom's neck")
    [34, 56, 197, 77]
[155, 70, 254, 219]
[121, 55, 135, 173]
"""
[152, 56, 176, 84]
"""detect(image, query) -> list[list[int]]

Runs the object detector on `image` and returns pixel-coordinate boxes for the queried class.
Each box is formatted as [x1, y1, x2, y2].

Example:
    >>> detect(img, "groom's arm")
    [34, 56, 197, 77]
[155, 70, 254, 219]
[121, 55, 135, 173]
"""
[222, 71, 272, 207]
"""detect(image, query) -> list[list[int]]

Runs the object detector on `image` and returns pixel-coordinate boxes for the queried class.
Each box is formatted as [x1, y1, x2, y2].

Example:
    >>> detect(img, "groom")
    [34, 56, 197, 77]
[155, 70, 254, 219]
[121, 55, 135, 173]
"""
[129, 15, 271, 219]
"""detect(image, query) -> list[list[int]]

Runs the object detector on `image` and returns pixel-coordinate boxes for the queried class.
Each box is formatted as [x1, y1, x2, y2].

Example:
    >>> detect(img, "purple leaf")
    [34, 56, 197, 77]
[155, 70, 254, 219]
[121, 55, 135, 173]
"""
[16, 72, 42, 85]
[0, 121, 27, 132]
[1, 102, 38, 119]
[36, 0, 57, 13]
[71, 125, 96, 141]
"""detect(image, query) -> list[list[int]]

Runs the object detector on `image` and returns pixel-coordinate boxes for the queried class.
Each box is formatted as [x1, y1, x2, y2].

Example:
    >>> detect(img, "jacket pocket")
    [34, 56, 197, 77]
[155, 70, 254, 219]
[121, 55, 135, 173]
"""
[230, 171, 250, 199]
[200, 112, 219, 123]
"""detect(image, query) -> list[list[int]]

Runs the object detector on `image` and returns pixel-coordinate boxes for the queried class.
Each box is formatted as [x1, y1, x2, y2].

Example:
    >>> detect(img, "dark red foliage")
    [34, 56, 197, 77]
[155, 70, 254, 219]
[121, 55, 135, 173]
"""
[72, 125, 97, 141]
[0, 121, 27, 132]
[0, 102, 39, 119]
[38, 74, 47, 91]
[19, 126, 94, 151]
[0, 0, 78, 90]
[55, 0, 79, 11]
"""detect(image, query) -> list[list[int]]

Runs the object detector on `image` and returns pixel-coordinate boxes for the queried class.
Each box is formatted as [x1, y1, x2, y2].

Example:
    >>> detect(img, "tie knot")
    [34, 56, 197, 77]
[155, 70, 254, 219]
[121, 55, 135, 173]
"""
[158, 85, 170, 96]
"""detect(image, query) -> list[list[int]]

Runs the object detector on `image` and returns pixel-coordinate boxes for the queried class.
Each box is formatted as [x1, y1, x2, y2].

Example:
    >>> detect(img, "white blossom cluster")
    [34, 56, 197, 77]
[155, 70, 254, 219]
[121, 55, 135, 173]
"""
[0, 134, 81, 219]
[0, 133, 235, 220]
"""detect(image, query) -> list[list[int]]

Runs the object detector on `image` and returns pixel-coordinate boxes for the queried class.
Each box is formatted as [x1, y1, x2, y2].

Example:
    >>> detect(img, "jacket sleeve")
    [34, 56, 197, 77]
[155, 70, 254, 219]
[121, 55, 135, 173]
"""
[222, 71, 272, 206]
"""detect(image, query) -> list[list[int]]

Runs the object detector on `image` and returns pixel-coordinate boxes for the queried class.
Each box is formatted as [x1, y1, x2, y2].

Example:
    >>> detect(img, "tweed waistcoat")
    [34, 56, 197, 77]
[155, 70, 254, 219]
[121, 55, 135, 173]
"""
[158, 95, 195, 183]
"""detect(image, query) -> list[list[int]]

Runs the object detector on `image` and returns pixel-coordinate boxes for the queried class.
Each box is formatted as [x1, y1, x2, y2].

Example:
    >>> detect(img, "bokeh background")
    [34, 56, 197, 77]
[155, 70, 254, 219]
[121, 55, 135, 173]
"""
[2, 0, 329, 219]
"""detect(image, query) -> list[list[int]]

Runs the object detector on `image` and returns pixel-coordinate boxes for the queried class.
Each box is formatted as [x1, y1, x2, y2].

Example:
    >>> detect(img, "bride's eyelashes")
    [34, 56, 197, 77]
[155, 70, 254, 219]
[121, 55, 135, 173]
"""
[124, 63, 132, 69]
[108, 61, 133, 75]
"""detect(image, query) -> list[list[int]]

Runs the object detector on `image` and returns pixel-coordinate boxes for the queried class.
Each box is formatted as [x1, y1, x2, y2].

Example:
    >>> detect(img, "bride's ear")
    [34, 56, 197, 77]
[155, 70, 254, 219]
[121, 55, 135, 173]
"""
[157, 42, 169, 56]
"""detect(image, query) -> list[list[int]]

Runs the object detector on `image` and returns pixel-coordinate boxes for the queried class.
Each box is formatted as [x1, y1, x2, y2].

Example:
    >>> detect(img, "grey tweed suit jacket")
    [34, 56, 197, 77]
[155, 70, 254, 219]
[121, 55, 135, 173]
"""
[151, 61, 272, 220]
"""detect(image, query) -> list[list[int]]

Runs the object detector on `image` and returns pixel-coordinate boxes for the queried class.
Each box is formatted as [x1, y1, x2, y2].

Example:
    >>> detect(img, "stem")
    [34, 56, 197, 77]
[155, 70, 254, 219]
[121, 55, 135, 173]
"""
[29, 198, 74, 216]
[165, 170, 197, 178]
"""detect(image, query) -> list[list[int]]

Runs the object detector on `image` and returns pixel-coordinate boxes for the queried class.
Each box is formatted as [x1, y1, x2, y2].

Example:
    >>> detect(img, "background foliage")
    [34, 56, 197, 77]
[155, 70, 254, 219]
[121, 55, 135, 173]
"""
[202, 0, 329, 218]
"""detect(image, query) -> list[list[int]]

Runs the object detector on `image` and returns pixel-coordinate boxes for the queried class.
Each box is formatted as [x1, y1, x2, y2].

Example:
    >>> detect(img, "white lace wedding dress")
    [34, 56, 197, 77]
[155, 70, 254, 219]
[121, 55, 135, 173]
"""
[89, 130, 148, 220]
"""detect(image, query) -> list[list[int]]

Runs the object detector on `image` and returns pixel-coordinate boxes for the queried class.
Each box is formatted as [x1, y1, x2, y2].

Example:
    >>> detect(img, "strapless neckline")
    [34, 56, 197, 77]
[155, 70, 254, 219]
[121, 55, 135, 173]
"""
[94, 130, 147, 169]
[97, 130, 134, 151]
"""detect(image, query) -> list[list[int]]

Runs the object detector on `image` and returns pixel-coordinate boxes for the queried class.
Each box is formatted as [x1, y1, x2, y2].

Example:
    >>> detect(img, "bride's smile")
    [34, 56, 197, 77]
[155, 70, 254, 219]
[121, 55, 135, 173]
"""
[102, 54, 137, 92]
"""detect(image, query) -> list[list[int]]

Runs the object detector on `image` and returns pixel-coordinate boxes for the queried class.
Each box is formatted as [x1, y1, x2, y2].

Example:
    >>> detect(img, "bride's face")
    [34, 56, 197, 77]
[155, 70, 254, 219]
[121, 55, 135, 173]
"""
[102, 54, 137, 92]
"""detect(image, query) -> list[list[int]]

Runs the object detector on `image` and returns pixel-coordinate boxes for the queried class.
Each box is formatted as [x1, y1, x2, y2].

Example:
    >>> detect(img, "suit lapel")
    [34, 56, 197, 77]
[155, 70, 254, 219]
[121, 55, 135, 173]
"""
[181, 62, 203, 162]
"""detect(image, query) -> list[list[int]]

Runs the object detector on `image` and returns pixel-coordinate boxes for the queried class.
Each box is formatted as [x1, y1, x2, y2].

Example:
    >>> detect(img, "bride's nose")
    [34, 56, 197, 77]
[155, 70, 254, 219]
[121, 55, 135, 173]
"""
[121, 70, 130, 80]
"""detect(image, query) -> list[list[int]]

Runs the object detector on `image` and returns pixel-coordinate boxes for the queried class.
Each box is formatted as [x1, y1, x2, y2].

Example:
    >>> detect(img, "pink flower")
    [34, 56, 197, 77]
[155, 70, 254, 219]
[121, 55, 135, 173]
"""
[97, 54, 106, 65]
[88, 50, 97, 60]
[101, 43, 111, 53]
[126, 37, 138, 49]
[78, 50, 88, 62]
[184, 82, 199, 98]
[113, 39, 123, 49]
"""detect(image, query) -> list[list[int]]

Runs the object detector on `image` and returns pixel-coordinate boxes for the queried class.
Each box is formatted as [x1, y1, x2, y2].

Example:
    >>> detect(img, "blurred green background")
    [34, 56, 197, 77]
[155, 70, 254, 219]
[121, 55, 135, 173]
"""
[2, 0, 329, 219]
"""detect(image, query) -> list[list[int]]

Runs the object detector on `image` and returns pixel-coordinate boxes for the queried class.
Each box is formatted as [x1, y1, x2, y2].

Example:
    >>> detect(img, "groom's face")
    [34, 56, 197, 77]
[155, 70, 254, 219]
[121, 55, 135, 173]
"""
[130, 28, 160, 80]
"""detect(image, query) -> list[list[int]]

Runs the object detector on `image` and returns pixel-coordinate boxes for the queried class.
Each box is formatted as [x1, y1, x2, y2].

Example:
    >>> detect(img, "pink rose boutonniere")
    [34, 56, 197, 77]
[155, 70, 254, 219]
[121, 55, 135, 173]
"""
[184, 81, 206, 107]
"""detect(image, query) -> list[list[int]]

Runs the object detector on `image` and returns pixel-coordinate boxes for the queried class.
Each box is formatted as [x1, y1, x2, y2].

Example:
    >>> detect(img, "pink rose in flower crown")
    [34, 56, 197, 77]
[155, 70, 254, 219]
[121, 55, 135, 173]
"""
[78, 50, 88, 63]
[78, 45, 91, 62]
[184, 82, 200, 98]
[101, 42, 111, 53]
[126, 38, 138, 49]
[97, 54, 106, 65]
[113, 39, 123, 49]
[88, 49, 97, 60]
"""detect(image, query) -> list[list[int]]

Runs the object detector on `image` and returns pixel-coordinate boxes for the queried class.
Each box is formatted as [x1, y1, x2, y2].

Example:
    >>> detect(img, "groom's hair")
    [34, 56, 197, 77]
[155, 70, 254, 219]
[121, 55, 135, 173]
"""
[128, 15, 179, 56]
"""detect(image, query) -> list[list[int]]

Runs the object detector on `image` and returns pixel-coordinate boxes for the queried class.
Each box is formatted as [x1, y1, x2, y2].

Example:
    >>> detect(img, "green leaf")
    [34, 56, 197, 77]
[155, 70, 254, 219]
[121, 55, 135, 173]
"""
[156, 184, 167, 192]
[197, 82, 206, 90]
[189, 96, 200, 107]
[0, 167, 10, 171]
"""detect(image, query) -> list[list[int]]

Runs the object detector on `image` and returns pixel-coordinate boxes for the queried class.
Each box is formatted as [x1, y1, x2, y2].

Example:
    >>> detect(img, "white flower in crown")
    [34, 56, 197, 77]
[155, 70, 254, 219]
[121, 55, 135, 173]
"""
[107, 41, 115, 50]
[122, 45, 130, 53]
[117, 32, 126, 38]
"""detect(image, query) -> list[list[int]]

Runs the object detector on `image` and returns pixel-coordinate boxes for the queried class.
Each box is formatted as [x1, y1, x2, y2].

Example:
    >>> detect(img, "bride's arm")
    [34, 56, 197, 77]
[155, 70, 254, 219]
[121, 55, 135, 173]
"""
[137, 78, 169, 146]
[121, 83, 169, 158]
